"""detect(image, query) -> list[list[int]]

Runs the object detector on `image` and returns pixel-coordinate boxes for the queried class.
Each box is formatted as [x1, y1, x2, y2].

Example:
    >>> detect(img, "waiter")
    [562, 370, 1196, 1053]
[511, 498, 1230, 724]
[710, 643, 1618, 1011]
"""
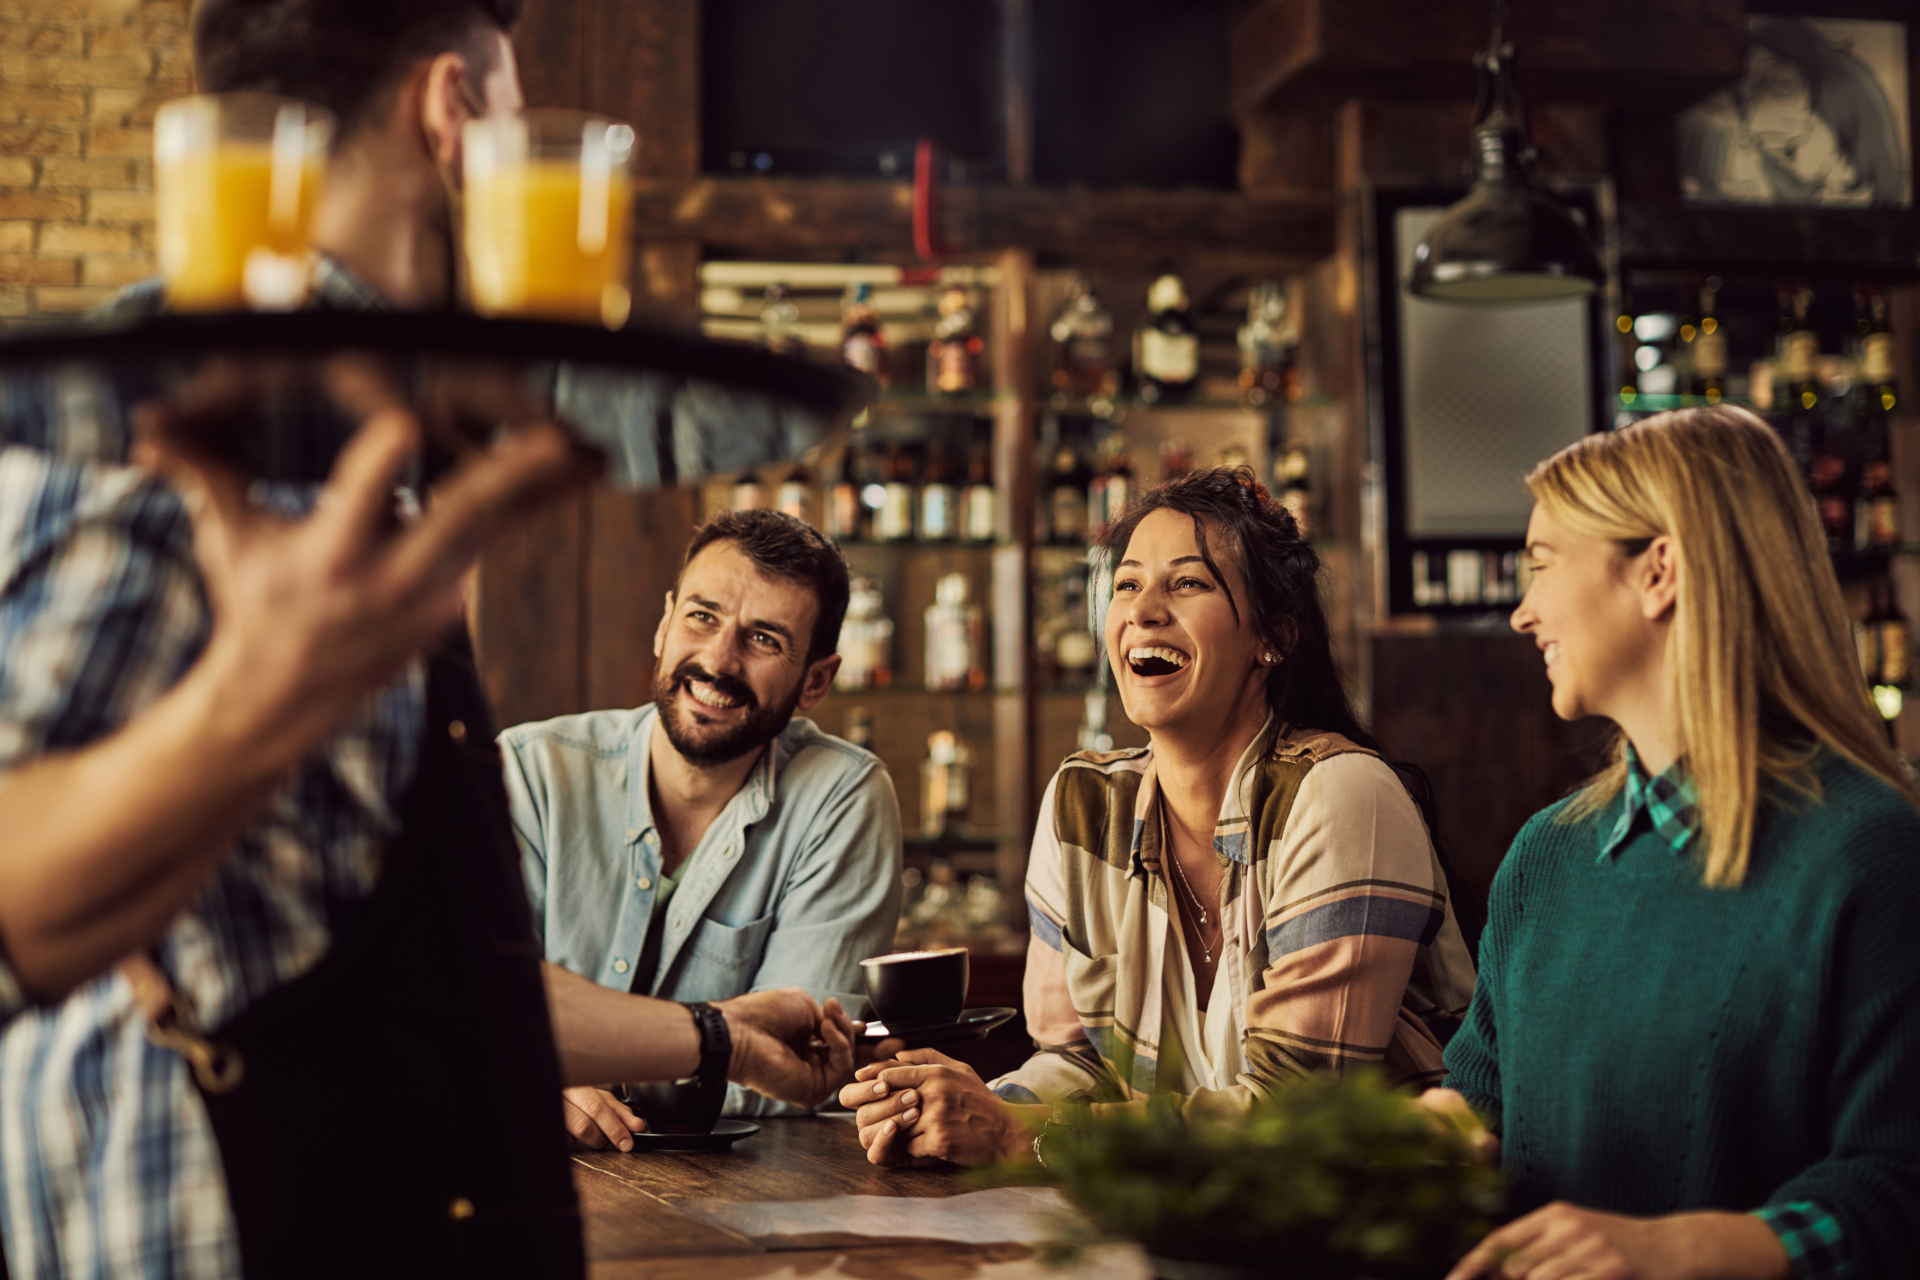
[0, 2, 855, 1277]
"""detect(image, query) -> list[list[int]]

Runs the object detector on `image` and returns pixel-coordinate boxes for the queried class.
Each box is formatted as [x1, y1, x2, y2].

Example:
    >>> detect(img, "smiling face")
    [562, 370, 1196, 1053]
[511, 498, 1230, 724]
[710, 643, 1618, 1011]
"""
[1510, 505, 1667, 724]
[1105, 507, 1273, 739]
[652, 540, 835, 767]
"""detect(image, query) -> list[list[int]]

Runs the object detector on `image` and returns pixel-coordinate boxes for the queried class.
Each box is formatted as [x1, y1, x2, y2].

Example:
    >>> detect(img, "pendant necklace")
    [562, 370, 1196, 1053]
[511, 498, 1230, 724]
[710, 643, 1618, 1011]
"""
[1160, 804, 1219, 964]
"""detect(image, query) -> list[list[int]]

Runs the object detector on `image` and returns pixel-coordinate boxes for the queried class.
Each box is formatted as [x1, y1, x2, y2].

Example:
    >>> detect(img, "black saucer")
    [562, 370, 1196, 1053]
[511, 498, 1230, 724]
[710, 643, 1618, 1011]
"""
[626, 1119, 759, 1152]
[860, 1006, 1017, 1050]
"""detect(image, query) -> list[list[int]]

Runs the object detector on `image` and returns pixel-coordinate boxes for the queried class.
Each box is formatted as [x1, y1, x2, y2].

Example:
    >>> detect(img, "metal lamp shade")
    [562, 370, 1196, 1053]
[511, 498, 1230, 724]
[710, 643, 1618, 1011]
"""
[1408, 181, 1605, 303]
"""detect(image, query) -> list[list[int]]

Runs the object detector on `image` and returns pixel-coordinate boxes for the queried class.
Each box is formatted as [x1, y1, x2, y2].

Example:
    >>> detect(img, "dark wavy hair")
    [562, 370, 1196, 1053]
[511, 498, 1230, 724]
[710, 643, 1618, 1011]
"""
[676, 508, 851, 665]
[1097, 466, 1443, 836]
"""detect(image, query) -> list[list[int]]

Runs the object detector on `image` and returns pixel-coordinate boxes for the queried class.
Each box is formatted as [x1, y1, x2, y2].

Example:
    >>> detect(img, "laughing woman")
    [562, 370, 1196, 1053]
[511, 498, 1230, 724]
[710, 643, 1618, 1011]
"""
[1439, 407, 1920, 1280]
[840, 467, 1476, 1165]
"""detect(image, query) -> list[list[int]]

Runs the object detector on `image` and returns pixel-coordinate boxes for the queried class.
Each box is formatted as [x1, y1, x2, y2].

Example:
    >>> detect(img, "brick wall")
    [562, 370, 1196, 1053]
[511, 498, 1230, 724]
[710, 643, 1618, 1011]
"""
[0, 0, 188, 318]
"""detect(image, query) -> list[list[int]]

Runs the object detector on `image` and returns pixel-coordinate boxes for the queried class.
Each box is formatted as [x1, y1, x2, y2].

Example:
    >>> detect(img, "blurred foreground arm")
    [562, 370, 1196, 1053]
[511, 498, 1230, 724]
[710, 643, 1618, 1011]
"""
[0, 396, 592, 1003]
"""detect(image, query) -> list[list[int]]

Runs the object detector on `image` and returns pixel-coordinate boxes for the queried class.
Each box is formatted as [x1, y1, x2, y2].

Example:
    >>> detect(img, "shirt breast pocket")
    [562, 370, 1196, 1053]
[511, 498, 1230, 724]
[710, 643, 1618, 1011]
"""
[686, 911, 776, 973]
[1061, 937, 1120, 1017]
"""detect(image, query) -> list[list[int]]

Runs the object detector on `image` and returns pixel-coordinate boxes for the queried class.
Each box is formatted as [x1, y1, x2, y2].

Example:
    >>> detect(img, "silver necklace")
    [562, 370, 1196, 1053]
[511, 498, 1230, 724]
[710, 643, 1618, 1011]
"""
[1160, 805, 1220, 964]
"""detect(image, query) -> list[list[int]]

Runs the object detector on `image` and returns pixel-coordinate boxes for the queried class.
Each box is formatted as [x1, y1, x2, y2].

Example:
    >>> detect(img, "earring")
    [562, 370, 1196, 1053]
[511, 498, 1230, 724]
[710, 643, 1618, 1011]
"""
[1261, 652, 1275, 664]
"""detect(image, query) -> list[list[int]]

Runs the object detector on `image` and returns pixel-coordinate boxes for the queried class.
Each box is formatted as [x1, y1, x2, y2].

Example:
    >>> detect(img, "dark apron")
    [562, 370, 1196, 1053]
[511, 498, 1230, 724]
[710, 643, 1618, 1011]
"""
[192, 636, 584, 1279]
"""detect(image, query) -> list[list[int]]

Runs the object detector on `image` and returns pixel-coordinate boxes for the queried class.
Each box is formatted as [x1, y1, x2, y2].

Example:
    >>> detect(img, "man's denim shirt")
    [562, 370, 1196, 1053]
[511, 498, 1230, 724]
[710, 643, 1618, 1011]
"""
[501, 704, 903, 1114]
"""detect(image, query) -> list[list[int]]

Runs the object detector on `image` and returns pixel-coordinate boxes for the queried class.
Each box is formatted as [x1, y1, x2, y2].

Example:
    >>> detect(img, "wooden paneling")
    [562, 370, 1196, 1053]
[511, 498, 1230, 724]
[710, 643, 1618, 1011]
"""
[1616, 205, 1920, 278]
[1367, 632, 1611, 955]
[514, 0, 588, 112]
[475, 495, 587, 729]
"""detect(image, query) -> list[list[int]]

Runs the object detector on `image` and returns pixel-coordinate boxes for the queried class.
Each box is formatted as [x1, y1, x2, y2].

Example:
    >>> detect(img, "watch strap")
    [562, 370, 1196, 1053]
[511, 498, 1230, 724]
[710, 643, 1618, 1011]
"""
[683, 1001, 732, 1087]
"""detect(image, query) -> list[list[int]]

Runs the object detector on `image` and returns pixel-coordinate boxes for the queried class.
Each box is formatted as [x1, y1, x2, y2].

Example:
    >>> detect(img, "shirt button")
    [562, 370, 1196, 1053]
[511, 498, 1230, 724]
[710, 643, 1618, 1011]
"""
[613, 959, 629, 974]
[636, 876, 652, 891]
[448, 1197, 475, 1220]
[447, 720, 466, 741]
[625, 827, 640, 842]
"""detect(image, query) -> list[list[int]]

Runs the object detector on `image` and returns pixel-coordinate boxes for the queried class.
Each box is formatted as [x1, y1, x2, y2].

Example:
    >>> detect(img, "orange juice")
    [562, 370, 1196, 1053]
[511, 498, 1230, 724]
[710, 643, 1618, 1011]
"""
[465, 158, 633, 327]
[156, 143, 324, 311]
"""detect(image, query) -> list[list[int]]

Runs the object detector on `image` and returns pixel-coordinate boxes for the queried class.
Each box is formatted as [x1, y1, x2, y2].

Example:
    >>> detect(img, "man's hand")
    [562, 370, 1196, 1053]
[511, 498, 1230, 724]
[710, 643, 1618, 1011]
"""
[716, 989, 855, 1108]
[837, 1048, 1029, 1168]
[1416, 1087, 1500, 1165]
[561, 1086, 645, 1152]
[1445, 1205, 1793, 1280]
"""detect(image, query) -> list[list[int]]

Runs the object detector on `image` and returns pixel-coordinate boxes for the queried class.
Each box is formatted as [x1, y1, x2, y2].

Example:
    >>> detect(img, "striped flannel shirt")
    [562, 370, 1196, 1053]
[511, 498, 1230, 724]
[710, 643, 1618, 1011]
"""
[991, 718, 1475, 1111]
[0, 262, 425, 1280]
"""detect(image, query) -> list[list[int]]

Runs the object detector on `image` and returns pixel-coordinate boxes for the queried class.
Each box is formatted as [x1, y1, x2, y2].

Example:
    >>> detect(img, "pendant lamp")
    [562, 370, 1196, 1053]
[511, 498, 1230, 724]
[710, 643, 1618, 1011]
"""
[1407, 0, 1606, 303]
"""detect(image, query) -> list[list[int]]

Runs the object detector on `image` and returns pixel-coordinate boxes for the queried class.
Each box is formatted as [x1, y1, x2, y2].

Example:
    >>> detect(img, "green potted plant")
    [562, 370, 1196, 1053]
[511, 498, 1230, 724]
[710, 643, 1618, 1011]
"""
[1024, 1071, 1502, 1280]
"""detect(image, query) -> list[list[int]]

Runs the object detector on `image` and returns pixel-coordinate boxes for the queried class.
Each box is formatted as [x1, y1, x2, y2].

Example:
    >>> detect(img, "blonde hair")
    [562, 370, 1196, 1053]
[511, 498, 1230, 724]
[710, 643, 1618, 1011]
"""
[1526, 405, 1917, 887]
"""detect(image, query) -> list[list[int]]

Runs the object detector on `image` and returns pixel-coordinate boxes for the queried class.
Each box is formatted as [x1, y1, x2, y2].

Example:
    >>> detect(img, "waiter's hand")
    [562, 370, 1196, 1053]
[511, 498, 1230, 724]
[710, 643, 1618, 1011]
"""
[132, 363, 598, 781]
[561, 1086, 646, 1152]
[716, 988, 856, 1108]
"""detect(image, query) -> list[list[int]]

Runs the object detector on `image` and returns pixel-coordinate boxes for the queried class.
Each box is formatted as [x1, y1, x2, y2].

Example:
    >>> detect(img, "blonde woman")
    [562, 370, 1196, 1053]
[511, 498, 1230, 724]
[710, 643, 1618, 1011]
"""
[1439, 407, 1920, 1280]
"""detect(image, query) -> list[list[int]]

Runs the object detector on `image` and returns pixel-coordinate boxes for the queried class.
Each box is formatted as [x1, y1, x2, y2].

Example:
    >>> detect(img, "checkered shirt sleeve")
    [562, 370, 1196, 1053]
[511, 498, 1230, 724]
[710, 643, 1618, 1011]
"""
[1753, 1201, 1847, 1280]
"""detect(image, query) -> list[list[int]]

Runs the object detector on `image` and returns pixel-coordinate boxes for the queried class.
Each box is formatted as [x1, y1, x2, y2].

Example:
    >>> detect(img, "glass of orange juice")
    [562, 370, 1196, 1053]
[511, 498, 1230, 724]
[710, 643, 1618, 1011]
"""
[463, 111, 636, 328]
[153, 94, 332, 311]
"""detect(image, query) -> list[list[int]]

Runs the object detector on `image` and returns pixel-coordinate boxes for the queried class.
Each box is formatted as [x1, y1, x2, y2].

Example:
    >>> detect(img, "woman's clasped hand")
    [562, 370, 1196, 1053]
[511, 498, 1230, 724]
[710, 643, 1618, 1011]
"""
[839, 1049, 1043, 1167]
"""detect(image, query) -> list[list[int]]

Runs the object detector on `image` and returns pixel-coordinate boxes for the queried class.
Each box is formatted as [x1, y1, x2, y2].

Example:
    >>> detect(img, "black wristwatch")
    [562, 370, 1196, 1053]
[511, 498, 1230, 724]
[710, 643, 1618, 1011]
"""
[682, 1001, 732, 1087]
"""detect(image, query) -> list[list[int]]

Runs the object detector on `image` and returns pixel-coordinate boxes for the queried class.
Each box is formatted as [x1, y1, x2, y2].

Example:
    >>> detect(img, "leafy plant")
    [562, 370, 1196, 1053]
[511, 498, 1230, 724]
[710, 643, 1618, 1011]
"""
[1021, 1071, 1502, 1272]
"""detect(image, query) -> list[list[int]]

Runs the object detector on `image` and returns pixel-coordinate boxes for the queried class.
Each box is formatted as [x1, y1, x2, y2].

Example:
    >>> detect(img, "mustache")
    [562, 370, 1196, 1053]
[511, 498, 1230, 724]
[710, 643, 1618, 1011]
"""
[673, 660, 757, 709]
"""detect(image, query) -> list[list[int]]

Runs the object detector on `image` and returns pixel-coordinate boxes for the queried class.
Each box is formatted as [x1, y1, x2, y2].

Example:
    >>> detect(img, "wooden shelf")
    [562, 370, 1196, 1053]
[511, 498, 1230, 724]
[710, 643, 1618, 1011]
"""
[1617, 203, 1920, 279]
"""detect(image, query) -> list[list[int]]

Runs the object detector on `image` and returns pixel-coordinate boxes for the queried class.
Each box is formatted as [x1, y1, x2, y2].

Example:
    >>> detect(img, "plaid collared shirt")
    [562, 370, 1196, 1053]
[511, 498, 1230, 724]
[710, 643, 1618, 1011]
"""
[0, 262, 425, 1280]
[1597, 748, 1846, 1279]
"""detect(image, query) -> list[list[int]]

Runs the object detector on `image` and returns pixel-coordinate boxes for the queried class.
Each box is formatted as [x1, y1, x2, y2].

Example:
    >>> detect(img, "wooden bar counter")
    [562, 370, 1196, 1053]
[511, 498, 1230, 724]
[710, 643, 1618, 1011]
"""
[573, 1115, 1153, 1279]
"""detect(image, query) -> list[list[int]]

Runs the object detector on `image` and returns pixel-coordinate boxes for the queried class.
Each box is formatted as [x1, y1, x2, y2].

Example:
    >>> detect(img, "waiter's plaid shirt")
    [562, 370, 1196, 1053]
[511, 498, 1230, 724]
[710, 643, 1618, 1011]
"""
[0, 262, 424, 1279]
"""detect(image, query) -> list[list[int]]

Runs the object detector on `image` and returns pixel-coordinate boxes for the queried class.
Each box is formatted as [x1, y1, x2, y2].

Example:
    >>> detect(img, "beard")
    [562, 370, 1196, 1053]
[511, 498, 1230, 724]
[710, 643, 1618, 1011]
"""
[654, 657, 804, 767]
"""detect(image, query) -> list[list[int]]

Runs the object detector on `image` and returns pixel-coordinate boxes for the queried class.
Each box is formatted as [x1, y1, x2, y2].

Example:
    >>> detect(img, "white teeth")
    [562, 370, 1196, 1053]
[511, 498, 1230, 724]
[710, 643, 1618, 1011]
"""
[686, 680, 742, 709]
[1543, 642, 1560, 668]
[1127, 646, 1190, 669]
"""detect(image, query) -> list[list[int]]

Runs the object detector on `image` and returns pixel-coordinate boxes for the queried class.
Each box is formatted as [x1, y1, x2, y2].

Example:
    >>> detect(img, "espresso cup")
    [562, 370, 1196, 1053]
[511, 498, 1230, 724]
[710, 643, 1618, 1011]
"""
[861, 947, 969, 1030]
[621, 1075, 726, 1136]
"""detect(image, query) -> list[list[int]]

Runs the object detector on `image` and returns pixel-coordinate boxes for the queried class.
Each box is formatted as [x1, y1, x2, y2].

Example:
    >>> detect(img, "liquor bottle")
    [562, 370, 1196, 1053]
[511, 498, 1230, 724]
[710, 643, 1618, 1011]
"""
[775, 461, 812, 524]
[1857, 458, 1900, 552]
[843, 705, 874, 750]
[825, 444, 865, 541]
[1615, 312, 1639, 405]
[1237, 279, 1298, 408]
[1055, 569, 1097, 682]
[731, 467, 764, 512]
[1088, 433, 1134, 531]
[1779, 283, 1820, 412]
[1049, 274, 1117, 400]
[924, 573, 985, 691]
[1158, 437, 1193, 480]
[835, 578, 894, 690]
[1808, 427, 1851, 551]
[1077, 689, 1114, 754]
[874, 443, 917, 542]
[920, 731, 972, 836]
[761, 283, 805, 358]
[839, 281, 888, 387]
[1867, 578, 1910, 687]
[1044, 440, 1092, 545]
[1690, 278, 1726, 403]
[1273, 444, 1312, 539]
[961, 443, 996, 543]
[1135, 274, 1198, 404]
[1860, 283, 1898, 413]
[919, 443, 959, 542]
[927, 286, 985, 395]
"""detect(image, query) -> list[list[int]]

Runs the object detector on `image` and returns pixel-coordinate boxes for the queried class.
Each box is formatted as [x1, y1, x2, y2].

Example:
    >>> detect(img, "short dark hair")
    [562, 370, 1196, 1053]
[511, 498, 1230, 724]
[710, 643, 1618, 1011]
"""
[193, 0, 525, 138]
[676, 510, 851, 665]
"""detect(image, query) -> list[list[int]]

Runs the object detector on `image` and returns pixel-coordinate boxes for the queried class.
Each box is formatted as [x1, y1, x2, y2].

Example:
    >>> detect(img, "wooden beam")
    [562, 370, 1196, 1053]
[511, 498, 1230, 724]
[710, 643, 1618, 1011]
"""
[631, 178, 1334, 265]
[1616, 203, 1920, 277]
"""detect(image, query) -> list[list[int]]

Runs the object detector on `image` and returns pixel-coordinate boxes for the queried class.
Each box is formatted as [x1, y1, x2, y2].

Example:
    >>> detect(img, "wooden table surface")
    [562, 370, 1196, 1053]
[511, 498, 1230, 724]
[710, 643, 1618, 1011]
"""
[573, 1115, 1153, 1280]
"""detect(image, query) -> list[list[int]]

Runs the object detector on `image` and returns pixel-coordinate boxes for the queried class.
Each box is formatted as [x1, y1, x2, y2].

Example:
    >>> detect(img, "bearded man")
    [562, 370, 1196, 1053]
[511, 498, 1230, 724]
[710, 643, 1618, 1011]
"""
[502, 509, 904, 1143]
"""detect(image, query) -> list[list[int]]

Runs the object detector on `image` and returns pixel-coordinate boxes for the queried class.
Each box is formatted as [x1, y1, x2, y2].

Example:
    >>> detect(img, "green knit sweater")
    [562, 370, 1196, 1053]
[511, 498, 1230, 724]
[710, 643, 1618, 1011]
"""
[1444, 749, 1920, 1278]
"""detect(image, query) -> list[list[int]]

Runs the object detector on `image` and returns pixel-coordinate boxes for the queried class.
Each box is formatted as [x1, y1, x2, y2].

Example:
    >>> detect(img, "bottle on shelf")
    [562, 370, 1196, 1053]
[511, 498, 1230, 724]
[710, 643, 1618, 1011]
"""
[1775, 282, 1821, 471]
[731, 467, 764, 512]
[874, 442, 917, 542]
[927, 286, 985, 395]
[1273, 443, 1312, 538]
[1856, 457, 1900, 552]
[1054, 570, 1098, 683]
[924, 572, 985, 692]
[1158, 436, 1194, 480]
[843, 705, 874, 750]
[761, 283, 805, 358]
[919, 443, 959, 542]
[1809, 426, 1851, 551]
[1088, 432, 1135, 532]
[1044, 438, 1092, 545]
[825, 443, 865, 541]
[919, 732, 972, 837]
[1615, 311, 1639, 406]
[1049, 274, 1117, 401]
[1237, 279, 1298, 408]
[775, 461, 812, 524]
[839, 281, 888, 387]
[835, 578, 894, 690]
[1135, 273, 1199, 405]
[1076, 688, 1114, 754]
[1867, 578, 1910, 687]
[1690, 277, 1726, 403]
[961, 442, 996, 543]
[1858, 283, 1898, 413]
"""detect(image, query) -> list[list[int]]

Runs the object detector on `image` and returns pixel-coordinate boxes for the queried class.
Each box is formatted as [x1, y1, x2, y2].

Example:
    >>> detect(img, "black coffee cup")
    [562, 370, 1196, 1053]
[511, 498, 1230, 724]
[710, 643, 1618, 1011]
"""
[861, 947, 969, 1030]
[621, 1074, 726, 1136]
